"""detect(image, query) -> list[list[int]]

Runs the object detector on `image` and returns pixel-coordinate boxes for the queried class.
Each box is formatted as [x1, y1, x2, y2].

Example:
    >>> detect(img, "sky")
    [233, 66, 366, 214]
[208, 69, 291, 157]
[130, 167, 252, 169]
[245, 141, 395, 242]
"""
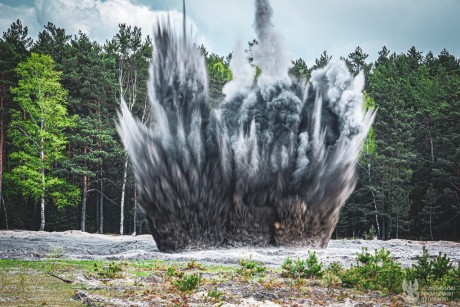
[1, 0, 459, 66]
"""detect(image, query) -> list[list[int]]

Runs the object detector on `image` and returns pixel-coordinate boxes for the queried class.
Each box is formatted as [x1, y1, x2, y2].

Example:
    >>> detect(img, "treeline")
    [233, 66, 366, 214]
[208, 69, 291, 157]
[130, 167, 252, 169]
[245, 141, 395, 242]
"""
[0, 20, 458, 240]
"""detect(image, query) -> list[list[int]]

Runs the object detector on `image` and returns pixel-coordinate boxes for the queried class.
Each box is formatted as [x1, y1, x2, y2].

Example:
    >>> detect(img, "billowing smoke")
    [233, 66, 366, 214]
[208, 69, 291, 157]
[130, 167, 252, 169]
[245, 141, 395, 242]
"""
[117, 0, 375, 252]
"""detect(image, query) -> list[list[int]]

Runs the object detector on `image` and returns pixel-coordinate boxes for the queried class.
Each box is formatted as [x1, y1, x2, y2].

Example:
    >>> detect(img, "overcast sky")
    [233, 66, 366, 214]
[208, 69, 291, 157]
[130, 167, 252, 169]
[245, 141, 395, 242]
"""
[1, 0, 459, 66]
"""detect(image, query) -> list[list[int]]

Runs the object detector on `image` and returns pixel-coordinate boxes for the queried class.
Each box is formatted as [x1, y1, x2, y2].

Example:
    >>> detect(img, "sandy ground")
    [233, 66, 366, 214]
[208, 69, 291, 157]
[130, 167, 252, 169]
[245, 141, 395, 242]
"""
[0, 230, 459, 268]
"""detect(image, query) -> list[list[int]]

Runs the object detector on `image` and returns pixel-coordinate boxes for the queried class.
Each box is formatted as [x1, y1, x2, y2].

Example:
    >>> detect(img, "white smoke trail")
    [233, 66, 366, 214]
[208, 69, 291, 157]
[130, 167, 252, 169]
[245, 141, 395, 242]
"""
[252, 0, 291, 87]
[223, 42, 256, 100]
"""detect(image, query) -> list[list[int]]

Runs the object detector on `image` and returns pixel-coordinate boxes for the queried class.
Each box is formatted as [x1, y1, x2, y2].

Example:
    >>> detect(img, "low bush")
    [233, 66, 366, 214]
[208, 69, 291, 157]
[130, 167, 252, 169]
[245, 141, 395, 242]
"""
[406, 247, 460, 301]
[237, 256, 266, 277]
[204, 287, 224, 303]
[174, 273, 201, 292]
[166, 264, 184, 278]
[326, 262, 344, 275]
[281, 251, 323, 279]
[93, 261, 124, 279]
[341, 248, 404, 294]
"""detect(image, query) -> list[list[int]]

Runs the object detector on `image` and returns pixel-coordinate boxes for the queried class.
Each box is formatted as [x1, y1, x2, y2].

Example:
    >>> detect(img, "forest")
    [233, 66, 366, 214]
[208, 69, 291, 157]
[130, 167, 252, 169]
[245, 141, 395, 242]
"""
[0, 20, 458, 241]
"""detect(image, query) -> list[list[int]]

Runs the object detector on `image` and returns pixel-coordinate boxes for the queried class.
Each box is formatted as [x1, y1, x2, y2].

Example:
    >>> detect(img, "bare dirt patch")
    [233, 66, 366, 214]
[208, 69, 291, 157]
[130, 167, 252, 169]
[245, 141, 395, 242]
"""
[1, 230, 459, 306]
[0, 230, 459, 268]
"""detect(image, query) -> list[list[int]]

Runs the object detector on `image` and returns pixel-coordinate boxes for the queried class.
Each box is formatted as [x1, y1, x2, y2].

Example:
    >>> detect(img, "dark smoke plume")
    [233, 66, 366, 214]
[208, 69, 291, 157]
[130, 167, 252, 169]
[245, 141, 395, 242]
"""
[117, 0, 376, 252]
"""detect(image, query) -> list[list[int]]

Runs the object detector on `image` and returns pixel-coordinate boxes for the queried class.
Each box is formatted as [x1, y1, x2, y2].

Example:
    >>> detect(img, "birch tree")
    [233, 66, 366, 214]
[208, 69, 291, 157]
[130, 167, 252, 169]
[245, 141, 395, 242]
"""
[8, 53, 79, 230]
[108, 24, 151, 234]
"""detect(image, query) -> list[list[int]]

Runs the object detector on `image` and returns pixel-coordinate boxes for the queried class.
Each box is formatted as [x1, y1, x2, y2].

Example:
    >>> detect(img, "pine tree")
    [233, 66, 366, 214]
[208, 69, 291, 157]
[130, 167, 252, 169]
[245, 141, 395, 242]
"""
[421, 184, 440, 240]
[57, 31, 122, 233]
[312, 50, 332, 70]
[0, 20, 33, 229]
[107, 24, 151, 234]
[33, 22, 71, 72]
[343, 46, 372, 76]
[367, 51, 416, 239]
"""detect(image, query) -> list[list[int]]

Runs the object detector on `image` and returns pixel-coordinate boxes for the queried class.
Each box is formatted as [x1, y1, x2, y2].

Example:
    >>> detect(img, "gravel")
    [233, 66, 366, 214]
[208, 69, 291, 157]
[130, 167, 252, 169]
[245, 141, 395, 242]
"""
[1, 230, 459, 268]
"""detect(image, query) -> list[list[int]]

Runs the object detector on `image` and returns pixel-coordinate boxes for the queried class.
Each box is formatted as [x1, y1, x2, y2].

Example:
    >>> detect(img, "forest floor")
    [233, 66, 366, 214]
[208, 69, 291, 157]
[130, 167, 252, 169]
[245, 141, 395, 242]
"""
[0, 230, 459, 306]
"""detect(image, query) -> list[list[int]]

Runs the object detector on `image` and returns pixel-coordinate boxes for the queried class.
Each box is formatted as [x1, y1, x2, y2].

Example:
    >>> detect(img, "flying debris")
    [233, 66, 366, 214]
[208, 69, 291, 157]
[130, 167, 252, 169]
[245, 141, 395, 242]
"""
[117, 0, 376, 252]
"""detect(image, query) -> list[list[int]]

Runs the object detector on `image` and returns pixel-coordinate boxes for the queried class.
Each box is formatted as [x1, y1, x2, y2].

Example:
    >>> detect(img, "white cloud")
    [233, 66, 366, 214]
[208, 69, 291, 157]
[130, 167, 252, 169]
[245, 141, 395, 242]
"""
[2, 0, 208, 47]
[179, 0, 460, 64]
[0, 3, 40, 37]
[1, 0, 459, 64]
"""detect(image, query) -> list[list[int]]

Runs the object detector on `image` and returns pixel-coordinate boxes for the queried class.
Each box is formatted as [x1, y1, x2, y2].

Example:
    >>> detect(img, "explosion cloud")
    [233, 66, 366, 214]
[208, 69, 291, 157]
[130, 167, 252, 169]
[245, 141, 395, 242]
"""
[117, 0, 376, 252]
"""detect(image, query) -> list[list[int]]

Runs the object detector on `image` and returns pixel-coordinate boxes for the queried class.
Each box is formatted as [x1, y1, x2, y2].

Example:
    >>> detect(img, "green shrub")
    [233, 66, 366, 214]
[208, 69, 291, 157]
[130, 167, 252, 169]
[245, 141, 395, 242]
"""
[237, 256, 266, 277]
[430, 252, 452, 280]
[94, 261, 124, 279]
[444, 262, 460, 300]
[411, 247, 452, 283]
[362, 225, 377, 240]
[412, 246, 432, 282]
[204, 287, 224, 303]
[166, 265, 184, 278]
[281, 251, 323, 279]
[174, 273, 201, 292]
[321, 271, 342, 288]
[185, 260, 204, 270]
[326, 262, 344, 275]
[408, 248, 459, 301]
[341, 248, 404, 294]
[373, 259, 405, 293]
[355, 247, 374, 265]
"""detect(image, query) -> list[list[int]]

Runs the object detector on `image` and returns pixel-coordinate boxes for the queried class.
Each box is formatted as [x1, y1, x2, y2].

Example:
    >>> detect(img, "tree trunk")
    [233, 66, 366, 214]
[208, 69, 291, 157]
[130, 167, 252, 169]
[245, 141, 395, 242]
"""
[1, 196, 8, 230]
[368, 162, 381, 239]
[40, 167, 46, 231]
[380, 217, 384, 240]
[81, 175, 88, 232]
[39, 135, 45, 231]
[0, 91, 4, 229]
[427, 118, 435, 164]
[120, 153, 129, 235]
[96, 106, 104, 234]
[81, 146, 88, 232]
[429, 213, 433, 240]
[99, 178, 104, 233]
[133, 182, 137, 236]
[96, 187, 100, 232]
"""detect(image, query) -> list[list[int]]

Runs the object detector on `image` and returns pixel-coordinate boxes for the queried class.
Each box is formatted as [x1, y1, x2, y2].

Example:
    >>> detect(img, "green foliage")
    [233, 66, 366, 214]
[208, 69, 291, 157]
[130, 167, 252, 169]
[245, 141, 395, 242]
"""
[326, 262, 344, 275]
[281, 251, 323, 279]
[361, 93, 377, 155]
[343, 46, 371, 76]
[341, 248, 404, 294]
[7, 53, 79, 214]
[430, 252, 452, 280]
[289, 58, 310, 80]
[93, 261, 124, 279]
[199, 45, 232, 108]
[174, 273, 201, 292]
[362, 225, 377, 240]
[443, 262, 460, 300]
[407, 248, 460, 301]
[185, 260, 204, 270]
[0, 17, 459, 241]
[411, 246, 453, 284]
[411, 246, 432, 282]
[166, 264, 184, 278]
[237, 256, 266, 277]
[321, 271, 342, 288]
[204, 287, 224, 303]
[312, 50, 332, 70]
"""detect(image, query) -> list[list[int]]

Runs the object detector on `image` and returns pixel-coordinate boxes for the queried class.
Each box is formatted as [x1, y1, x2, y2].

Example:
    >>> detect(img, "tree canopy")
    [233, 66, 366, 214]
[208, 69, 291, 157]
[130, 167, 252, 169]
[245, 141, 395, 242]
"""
[0, 20, 458, 241]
